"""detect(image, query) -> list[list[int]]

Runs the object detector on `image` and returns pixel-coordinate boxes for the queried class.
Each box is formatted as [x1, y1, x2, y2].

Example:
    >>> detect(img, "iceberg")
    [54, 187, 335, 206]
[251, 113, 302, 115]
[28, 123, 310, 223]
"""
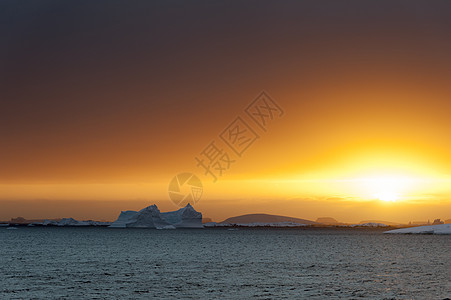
[40, 218, 111, 227]
[58, 218, 82, 226]
[126, 205, 172, 228]
[109, 203, 202, 229]
[384, 223, 451, 235]
[109, 205, 171, 229]
[86, 220, 111, 226]
[42, 219, 58, 226]
[161, 203, 203, 228]
[108, 211, 138, 228]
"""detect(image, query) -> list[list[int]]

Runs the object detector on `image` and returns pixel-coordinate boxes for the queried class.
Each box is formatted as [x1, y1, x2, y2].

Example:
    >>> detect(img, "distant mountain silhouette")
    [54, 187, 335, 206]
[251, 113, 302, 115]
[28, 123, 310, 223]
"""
[316, 217, 339, 225]
[359, 220, 403, 226]
[202, 217, 213, 224]
[221, 214, 317, 225]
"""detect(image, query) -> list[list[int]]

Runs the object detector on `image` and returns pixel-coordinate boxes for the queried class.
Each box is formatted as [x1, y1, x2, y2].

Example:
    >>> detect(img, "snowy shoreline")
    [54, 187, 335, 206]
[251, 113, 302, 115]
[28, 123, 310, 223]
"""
[384, 223, 451, 235]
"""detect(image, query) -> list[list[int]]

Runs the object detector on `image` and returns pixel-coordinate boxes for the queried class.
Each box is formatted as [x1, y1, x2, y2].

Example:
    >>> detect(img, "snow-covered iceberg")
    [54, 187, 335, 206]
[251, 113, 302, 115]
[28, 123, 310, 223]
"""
[42, 219, 58, 226]
[57, 218, 86, 226]
[109, 203, 202, 229]
[109, 205, 173, 229]
[41, 218, 111, 226]
[384, 223, 451, 235]
[161, 203, 203, 228]
[127, 205, 174, 229]
[108, 211, 138, 228]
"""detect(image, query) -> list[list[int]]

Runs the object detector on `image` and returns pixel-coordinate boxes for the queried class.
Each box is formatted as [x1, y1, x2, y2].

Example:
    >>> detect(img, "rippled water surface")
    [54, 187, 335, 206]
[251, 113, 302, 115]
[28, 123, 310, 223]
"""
[0, 227, 450, 299]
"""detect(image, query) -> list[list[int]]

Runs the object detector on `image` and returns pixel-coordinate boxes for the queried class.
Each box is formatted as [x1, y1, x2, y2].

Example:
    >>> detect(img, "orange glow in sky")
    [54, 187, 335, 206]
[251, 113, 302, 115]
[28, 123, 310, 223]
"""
[1, 2, 451, 224]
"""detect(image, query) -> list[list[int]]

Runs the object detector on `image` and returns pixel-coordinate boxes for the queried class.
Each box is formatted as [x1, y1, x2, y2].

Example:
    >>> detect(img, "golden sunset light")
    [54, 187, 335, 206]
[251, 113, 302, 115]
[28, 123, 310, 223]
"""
[2, 2, 451, 298]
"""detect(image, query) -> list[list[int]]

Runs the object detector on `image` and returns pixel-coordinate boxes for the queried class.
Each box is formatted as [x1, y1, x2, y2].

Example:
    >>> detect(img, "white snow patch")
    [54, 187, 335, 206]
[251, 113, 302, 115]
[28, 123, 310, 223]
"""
[384, 223, 451, 235]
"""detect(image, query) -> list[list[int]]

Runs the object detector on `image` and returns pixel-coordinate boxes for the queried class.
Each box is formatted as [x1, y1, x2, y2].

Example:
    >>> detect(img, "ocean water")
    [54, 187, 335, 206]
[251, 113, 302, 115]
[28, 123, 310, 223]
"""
[0, 227, 449, 299]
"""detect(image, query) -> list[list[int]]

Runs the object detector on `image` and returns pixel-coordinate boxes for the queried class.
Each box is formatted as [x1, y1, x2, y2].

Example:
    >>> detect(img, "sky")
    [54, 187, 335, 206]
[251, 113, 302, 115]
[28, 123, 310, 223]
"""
[1, 1, 451, 223]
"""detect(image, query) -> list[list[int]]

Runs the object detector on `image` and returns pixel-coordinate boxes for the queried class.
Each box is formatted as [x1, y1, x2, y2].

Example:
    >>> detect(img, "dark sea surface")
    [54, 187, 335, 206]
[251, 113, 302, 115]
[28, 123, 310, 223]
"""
[0, 227, 449, 299]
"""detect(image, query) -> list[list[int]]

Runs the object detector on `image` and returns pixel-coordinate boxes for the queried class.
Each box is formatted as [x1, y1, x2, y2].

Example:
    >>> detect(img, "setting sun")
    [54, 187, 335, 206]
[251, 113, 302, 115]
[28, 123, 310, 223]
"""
[375, 191, 398, 202]
[356, 175, 418, 202]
